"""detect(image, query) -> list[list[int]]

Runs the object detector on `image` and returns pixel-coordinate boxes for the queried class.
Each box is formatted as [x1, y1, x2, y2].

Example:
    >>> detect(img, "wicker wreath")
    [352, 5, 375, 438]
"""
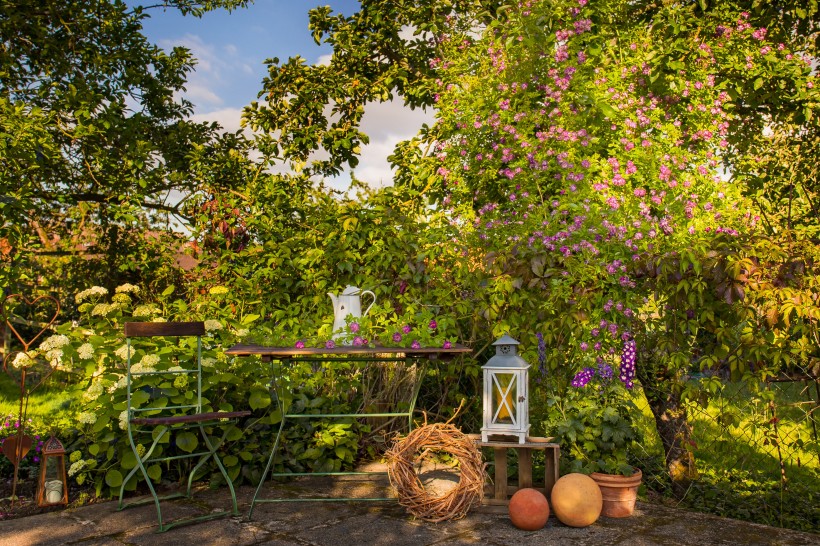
[385, 422, 485, 522]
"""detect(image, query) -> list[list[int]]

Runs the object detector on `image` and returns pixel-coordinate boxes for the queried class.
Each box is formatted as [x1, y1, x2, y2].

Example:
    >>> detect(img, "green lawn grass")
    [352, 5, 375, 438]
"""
[0, 372, 78, 428]
[632, 380, 819, 532]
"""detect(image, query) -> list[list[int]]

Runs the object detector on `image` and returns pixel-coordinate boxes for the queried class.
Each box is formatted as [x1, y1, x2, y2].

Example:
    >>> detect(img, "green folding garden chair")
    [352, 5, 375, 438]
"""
[117, 321, 250, 532]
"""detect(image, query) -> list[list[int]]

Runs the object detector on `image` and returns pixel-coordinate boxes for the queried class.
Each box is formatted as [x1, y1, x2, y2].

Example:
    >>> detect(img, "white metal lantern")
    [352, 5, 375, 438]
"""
[481, 335, 530, 444]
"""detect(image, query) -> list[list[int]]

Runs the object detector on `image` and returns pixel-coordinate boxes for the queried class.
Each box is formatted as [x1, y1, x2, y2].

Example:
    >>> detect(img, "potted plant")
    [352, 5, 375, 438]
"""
[552, 339, 643, 517]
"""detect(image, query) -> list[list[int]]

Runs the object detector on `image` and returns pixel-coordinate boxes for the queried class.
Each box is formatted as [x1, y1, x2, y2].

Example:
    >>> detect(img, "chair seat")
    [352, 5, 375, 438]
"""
[131, 410, 251, 426]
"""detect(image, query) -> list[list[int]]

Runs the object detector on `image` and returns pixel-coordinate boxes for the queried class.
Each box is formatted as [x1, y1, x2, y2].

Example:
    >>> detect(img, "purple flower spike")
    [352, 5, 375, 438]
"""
[295, 340, 305, 349]
[411, 340, 421, 349]
[402, 324, 412, 334]
[443, 340, 453, 349]
[428, 319, 438, 330]
[325, 340, 336, 349]
[572, 367, 595, 388]
[349, 322, 360, 333]
[619, 339, 637, 387]
[392, 332, 403, 343]
[352, 336, 364, 346]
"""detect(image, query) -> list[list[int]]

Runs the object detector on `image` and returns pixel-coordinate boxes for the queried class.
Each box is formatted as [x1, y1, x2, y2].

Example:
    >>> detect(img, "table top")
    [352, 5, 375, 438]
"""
[225, 343, 471, 360]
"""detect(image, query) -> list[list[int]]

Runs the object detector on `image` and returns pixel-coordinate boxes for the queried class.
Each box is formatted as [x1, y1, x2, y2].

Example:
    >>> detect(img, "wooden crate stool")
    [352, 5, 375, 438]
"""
[469, 434, 560, 505]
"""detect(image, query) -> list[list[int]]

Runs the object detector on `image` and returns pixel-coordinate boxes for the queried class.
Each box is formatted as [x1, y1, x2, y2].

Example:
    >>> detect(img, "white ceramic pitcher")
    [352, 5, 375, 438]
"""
[328, 286, 376, 338]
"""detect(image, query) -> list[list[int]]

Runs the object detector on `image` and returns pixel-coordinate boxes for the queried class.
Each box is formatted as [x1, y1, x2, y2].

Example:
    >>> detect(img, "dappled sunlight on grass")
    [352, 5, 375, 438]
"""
[630, 380, 819, 531]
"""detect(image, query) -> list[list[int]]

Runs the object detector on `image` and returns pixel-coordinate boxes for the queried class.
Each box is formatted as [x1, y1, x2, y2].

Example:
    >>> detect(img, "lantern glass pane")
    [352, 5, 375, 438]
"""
[491, 372, 517, 425]
[45, 455, 59, 479]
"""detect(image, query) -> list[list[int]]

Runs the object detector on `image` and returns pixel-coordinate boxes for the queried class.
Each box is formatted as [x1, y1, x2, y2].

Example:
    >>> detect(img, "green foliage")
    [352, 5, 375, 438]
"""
[46, 283, 368, 497]
[539, 376, 642, 476]
[0, 0, 255, 299]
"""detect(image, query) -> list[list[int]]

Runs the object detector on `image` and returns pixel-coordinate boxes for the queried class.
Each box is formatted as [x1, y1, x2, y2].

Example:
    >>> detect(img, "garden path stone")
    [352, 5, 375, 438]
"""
[2, 473, 818, 545]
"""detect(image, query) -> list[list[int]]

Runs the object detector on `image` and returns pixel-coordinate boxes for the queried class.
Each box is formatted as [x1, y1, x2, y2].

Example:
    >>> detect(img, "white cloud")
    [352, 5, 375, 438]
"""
[183, 83, 223, 107]
[349, 99, 435, 187]
[157, 33, 234, 109]
[316, 53, 333, 66]
[190, 108, 245, 133]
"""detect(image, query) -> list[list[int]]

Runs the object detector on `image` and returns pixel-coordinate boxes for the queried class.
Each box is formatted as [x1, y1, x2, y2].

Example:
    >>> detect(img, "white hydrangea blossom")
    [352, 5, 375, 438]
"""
[201, 357, 217, 368]
[108, 376, 127, 393]
[45, 348, 63, 366]
[119, 410, 130, 430]
[40, 334, 70, 351]
[91, 303, 116, 316]
[130, 361, 156, 374]
[11, 351, 36, 369]
[68, 459, 87, 477]
[235, 328, 249, 338]
[114, 344, 133, 361]
[78, 343, 94, 360]
[209, 286, 229, 295]
[75, 286, 108, 304]
[77, 412, 97, 425]
[111, 293, 131, 305]
[83, 380, 104, 401]
[70, 450, 82, 463]
[167, 365, 185, 372]
[151, 317, 167, 323]
[115, 283, 140, 294]
[133, 304, 159, 318]
[139, 354, 160, 368]
[204, 320, 223, 332]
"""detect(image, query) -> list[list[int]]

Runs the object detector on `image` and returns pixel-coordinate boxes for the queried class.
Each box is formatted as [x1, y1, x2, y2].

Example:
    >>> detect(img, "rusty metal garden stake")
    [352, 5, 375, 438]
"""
[1, 294, 59, 505]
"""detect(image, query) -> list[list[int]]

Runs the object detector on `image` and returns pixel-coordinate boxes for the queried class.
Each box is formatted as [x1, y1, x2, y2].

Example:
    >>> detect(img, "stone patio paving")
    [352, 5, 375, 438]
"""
[2, 472, 818, 545]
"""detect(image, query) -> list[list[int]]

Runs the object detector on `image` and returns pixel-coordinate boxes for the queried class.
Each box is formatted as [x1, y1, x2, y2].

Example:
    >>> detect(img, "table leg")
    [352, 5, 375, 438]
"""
[406, 358, 427, 431]
[249, 358, 288, 520]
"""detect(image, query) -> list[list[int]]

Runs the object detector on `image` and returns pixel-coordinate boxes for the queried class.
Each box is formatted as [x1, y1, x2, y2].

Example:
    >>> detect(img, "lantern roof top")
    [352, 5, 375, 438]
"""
[43, 435, 65, 454]
[492, 334, 519, 346]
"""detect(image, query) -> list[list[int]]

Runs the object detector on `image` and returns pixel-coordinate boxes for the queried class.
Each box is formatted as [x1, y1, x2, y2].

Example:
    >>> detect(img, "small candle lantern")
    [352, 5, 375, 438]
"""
[37, 435, 68, 506]
[481, 335, 530, 444]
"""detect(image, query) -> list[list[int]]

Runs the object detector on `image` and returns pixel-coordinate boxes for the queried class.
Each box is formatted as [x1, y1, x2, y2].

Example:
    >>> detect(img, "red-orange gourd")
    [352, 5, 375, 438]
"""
[508, 488, 550, 531]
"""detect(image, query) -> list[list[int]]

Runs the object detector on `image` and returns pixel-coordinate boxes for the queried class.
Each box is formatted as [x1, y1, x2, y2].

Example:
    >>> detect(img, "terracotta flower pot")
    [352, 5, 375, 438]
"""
[590, 469, 642, 518]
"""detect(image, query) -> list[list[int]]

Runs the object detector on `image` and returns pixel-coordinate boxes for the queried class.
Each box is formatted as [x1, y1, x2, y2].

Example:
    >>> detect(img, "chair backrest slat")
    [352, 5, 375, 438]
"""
[124, 321, 205, 337]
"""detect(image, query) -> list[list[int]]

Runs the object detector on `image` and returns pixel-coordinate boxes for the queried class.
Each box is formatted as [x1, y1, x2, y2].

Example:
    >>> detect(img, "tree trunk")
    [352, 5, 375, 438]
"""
[644, 384, 699, 498]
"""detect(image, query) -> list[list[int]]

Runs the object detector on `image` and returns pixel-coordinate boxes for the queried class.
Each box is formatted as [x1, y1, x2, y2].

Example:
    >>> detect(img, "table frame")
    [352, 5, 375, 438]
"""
[225, 344, 471, 519]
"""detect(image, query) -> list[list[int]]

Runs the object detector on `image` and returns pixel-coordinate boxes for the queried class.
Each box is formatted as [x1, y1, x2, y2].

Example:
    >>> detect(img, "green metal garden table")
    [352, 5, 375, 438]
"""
[224, 344, 471, 519]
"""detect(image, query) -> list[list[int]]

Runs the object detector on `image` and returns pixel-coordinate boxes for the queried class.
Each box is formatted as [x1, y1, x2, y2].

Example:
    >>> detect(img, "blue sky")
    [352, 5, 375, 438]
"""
[136, 0, 433, 186]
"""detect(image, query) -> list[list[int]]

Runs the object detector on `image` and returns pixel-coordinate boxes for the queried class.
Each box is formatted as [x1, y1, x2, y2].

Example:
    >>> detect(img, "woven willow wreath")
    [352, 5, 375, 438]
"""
[385, 422, 485, 522]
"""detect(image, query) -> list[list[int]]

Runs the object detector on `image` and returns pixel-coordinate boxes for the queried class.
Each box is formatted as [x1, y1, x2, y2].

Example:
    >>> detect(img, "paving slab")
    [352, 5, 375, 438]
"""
[1, 473, 818, 546]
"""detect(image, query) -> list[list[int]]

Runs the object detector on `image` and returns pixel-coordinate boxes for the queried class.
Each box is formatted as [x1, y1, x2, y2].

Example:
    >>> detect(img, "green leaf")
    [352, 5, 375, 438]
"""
[754, 78, 764, 90]
[223, 455, 238, 467]
[249, 388, 271, 410]
[147, 464, 161, 481]
[92, 416, 110, 433]
[242, 314, 261, 324]
[225, 425, 243, 442]
[88, 444, 100, 456]
[176, 431, 198, 453]
[105, 469, 123, 488]
[130, 389, 151, 406]
[121, 450, 138, 469]
[598, 102, 618, 118]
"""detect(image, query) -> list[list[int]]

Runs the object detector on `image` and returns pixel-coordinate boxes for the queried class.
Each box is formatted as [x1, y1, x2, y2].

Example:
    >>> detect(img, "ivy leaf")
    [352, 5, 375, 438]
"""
[175, 431, 198, 453]
[249, 388, 271, 410]
[105, 469, 123, 488]
[147, 465, 162, 482]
